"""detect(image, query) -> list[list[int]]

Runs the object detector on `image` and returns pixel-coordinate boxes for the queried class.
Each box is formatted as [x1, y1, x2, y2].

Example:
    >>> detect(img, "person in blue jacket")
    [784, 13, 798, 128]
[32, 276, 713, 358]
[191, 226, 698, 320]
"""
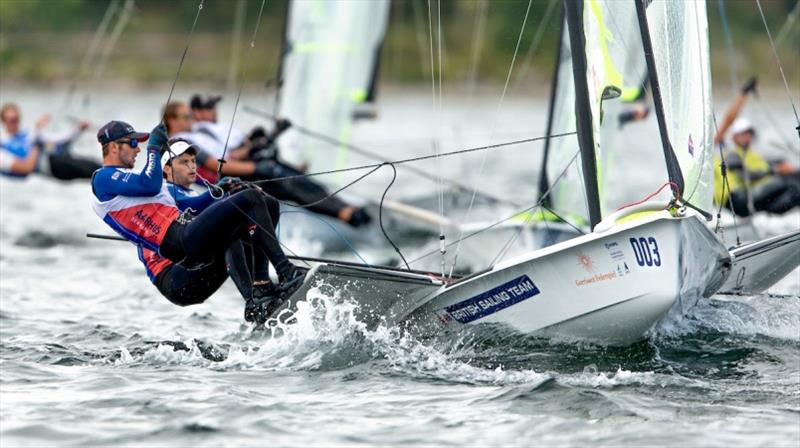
[0, 103, 100, 180]
[91, 121, 305, 323]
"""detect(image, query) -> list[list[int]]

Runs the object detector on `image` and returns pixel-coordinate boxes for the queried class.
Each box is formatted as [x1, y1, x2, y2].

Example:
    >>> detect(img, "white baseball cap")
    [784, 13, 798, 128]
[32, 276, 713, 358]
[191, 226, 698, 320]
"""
[730, 117, 755, 136]
[161, 139, 197, 167]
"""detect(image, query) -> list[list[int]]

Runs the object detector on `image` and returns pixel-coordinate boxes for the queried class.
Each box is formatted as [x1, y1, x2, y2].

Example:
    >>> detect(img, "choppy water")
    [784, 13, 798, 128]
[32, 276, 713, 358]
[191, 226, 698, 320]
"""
[1, 89, 799, 446]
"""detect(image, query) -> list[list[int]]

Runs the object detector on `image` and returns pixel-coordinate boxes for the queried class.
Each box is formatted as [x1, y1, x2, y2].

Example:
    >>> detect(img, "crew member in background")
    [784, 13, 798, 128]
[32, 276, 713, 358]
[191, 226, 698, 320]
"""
[713, 77, 799, 216]
[164, 100, 371, 227]
[0, 103, 101, 180]
[91, 120, 306, 323]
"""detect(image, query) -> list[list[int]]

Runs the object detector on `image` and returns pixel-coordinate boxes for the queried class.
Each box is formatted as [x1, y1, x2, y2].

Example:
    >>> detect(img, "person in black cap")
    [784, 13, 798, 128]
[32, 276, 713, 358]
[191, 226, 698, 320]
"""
[0, 103, 100, 180]
[90, 120, 307, 322]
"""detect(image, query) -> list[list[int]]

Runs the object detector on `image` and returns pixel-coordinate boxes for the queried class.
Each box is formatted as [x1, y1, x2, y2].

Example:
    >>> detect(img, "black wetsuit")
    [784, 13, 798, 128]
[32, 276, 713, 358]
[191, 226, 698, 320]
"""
[246, 160, 349, 218]
[729, 172, 800, 217]
[48, 152, 101, 180]
[154, 239, 267, 306]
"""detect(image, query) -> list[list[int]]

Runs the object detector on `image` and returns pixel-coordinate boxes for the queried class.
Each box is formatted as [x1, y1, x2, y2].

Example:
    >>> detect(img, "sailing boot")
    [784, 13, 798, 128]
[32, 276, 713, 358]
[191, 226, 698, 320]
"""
[277, 264, 309, 300]
[244, 282, 282, 324]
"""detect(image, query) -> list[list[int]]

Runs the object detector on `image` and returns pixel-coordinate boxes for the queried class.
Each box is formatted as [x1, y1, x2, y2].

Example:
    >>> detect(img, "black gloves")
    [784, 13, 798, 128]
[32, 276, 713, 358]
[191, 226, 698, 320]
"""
[741, 77, 758, 95]
[149, 123, 168, 152]
[347, 208, 372, 227]
[217, 176, 248, 193]
[275, 118, 292, 133]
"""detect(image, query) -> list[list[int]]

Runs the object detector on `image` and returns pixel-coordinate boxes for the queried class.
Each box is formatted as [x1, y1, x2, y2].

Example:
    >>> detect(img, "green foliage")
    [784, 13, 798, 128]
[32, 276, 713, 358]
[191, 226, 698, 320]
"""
[0, 0, 796, 87]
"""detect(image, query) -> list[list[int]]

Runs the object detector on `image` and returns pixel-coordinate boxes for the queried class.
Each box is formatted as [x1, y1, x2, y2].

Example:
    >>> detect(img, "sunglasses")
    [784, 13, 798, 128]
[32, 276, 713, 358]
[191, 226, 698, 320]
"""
[116, 139, 139, 148]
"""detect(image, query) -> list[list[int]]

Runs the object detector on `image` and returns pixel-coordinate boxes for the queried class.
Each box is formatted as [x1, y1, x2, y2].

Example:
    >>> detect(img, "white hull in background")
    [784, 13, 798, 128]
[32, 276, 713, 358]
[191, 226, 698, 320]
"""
[401, 213, 730, 346]
[719, 230, 800, 295]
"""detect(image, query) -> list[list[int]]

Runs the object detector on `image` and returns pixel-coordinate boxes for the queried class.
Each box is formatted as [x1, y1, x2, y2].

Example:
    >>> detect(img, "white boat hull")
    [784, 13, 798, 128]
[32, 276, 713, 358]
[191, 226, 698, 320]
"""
[403, 213, 729, 345]
[718, 230, 800, 295]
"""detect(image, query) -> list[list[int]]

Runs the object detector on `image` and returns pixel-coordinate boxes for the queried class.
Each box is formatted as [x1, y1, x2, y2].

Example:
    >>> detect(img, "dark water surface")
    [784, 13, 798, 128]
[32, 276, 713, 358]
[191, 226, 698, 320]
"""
[1, 91, 799, 447]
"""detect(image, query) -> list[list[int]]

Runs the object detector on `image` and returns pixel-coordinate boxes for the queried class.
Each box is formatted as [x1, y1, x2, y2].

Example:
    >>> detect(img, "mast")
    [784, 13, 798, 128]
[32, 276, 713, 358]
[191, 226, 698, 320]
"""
[634, 0, 685, 198]
[537, 7, 565, 208]
[563, 0, 602, 228]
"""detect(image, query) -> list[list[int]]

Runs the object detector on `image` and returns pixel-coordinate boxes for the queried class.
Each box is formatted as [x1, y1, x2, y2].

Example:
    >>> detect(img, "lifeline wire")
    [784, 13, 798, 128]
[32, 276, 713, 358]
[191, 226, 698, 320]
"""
[448, 0, 534, 278]
[218, 0, 268, 176]
[756, 0, 800, 134]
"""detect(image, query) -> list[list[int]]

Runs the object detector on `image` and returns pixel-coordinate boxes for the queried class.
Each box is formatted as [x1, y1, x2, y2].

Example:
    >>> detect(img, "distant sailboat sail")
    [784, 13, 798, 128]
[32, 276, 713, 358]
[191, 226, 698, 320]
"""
[276, 0, 391, 172]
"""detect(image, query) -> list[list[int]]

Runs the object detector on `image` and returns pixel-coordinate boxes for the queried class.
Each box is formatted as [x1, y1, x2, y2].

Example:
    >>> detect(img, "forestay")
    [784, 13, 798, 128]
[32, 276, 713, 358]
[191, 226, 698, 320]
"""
[645, 0, 714, 212]
[277, 0, 390, 172]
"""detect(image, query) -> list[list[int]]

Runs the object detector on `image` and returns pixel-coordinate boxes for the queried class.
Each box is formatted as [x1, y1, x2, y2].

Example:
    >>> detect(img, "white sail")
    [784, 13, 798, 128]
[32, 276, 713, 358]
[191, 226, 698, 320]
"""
[277, 0, 390, 171]
[546, 1, 649, 224]
[544, 22, 588, 225]
[645, 0, 714, 212]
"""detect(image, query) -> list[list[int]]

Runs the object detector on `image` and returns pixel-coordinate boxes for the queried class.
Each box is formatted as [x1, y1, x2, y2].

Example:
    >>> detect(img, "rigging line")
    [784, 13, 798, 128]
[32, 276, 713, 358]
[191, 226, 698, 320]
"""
[409, 147, 581, 267]
[242, 106, 523, 207]
[511, 0, 559, 93]
[436, 0, 447, 276]
[219, 0, 268, 177]
[277, 211, 370, 266]
[426, 0, 445, 275]
[379, 163, 411, 270]
[249, 131, 577, 184]
[88, 0, 136, 103]
[163, 0, 205, 116]
[448, 0, 534, 279]
[64, 0, 120, 111]
[717, 0, 739, 94]
[465, 0, 489, 95]
[773, 0, 800, 48]
[193, 167, 312, 267]
[755, 0, 800, 132]
[489, 148, 581, 265]
[711, 111, 742, 245]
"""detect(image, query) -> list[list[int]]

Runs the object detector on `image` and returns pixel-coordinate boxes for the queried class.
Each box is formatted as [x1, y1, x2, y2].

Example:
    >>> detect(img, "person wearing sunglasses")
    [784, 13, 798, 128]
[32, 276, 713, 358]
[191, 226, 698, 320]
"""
[0, 102, 100, 180]
[91, 120, 307, 321]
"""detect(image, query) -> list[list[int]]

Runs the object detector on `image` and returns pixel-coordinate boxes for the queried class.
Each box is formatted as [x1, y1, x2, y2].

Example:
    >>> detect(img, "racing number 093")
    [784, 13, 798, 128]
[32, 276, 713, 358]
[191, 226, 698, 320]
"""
[629, 237, 661, 267]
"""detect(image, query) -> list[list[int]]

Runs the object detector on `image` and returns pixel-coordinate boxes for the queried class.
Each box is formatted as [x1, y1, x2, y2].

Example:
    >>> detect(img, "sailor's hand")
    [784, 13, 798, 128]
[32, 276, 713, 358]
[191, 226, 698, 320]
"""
[774, 162, 796, 176]
[217, 176, 247, 193]
[275, 118, 292, 132]
[741, 76, 758, 95]
[148, 123, 168, 152]
[77, 120, 90, 132]
[34, 114, 51, 130]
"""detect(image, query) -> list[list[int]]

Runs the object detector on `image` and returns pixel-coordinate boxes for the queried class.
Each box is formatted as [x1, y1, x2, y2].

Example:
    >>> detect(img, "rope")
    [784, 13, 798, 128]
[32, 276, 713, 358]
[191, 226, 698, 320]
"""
[378, 163, 410, 270]
[249, 131, 576, 185]
[164, 0, 205, 113]
[717, 0, 739, 94]
[756, 0, 800, 135]
[410, 147, 581, 267]
[63, 0, 120, 112]
[512, 0, 559, 92]
[218, 0, 268, 177]
[489, 148, 581, 265]
[448, 0, 533, 278]
[277, 210, 370, 265]
[615, 181, 680, 211]
[242, 106, 524, 207]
